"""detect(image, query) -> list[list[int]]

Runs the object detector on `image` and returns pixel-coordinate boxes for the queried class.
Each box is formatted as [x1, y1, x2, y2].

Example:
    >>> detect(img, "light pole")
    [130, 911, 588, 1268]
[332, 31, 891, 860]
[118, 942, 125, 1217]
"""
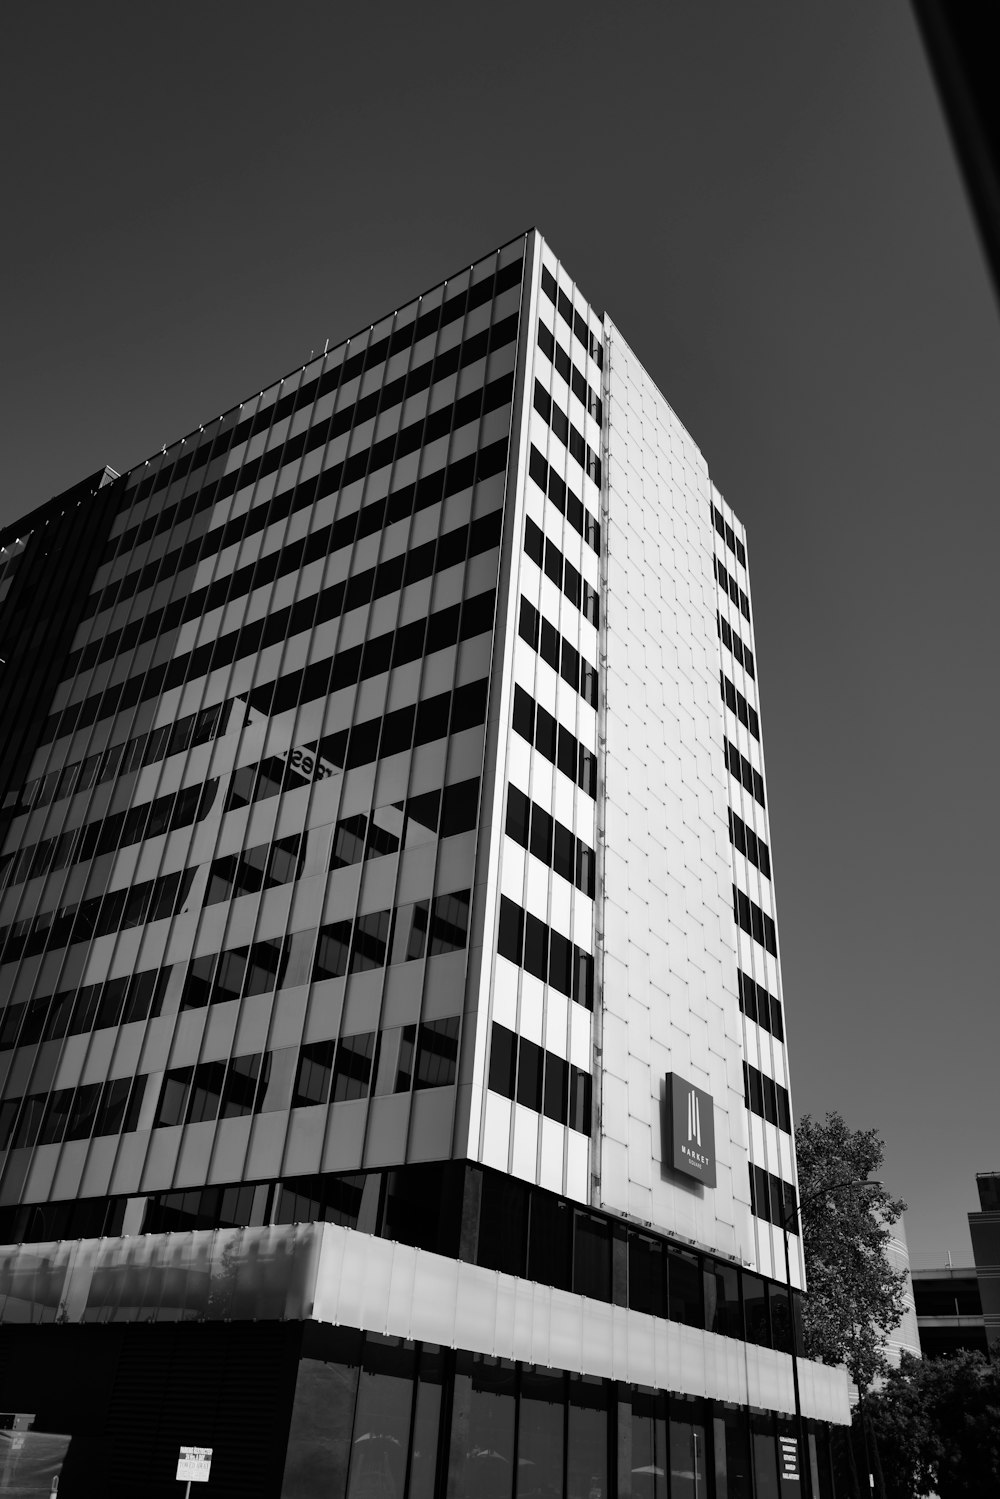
[781, 1177, 882, 1498]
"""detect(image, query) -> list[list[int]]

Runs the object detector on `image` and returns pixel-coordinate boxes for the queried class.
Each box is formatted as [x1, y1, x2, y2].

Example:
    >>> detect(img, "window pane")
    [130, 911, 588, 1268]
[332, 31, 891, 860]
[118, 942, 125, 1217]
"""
[414, 1018, 459, 1089]
[345, 1341, 414, 1499]
[187, 1061, 226, 1124]
[573, 1212, 611, 1301]
[456, 1356, 515, 1499]
[669, 1401, 709, 1499]
[631, 1389, 667, 1499]
[294, 1042, 335, 1108]
[516, 1367, 564, 1497]
[428, 889, 470, 955]
[333, 1032, 376, 1102]
[567, 1377, 609, 1499]
[314, 921, 351, 981]
[350, 910, 391, 972]
[668, 1249, 703, 1327]
[629, 1235, 666, 1318]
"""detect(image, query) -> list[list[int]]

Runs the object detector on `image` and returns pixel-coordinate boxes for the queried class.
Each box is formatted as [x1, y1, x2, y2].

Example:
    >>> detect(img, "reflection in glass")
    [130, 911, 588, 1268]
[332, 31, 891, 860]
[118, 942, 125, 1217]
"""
[567, 1376, 608, 1499]
[669, 1399, 708, 1499]
[716, 1406, 753, 1499]
[751, 1413, 780, 1499]
[631, 1389, 667, 1499]
[456, 1355, 516, 1499]
[345, 1339, 414, 1499]
[408, 1347, 443, 1499]
[517, 1366, 564, 1498]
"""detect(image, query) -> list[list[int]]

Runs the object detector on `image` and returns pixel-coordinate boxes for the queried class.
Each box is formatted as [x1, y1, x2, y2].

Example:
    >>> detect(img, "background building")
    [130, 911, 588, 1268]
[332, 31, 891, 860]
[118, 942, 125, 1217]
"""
[882, 1216, 922, 1369]
[913, 1262, 987, 1358]
[0, 230, 849, 1496]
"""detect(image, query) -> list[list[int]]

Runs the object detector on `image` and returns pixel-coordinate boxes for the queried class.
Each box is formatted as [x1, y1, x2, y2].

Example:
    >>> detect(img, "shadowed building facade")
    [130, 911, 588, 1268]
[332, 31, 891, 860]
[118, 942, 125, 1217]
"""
[0, 231, 849, 1496]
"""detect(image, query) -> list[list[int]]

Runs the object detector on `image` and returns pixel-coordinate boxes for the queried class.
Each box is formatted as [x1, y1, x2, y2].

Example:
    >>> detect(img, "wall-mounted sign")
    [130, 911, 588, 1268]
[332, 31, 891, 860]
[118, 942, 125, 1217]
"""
[665, 1075, 716, 1187]
[779, 1434, 800, 1482]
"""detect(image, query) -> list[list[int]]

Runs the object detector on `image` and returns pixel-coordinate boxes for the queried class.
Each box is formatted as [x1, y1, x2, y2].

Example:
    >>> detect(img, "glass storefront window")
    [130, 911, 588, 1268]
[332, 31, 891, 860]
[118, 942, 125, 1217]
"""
[669, 1397, 709, 1499]
[408, 1346, 444, 1499]
[751, 1412, 780, 1499]
[517, 1366, 564, 1498]
[455, 1354, 516, 1499]
[631, 1388, 667, 1499]
[567, 1376, 609, 1499]
[716, 1406, 753, 1499]
[345, 1338, 415, 1499]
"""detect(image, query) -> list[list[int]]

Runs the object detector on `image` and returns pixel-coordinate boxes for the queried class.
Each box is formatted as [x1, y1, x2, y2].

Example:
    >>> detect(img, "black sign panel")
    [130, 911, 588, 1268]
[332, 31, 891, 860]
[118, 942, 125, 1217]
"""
[779, 1434, 800, 1482]
[665, 1074, 716, 1187]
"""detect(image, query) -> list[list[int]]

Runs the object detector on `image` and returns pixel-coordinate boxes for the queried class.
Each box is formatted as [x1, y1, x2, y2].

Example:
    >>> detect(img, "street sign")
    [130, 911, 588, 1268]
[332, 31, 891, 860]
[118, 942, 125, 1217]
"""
[176, 1447, 212, 1483]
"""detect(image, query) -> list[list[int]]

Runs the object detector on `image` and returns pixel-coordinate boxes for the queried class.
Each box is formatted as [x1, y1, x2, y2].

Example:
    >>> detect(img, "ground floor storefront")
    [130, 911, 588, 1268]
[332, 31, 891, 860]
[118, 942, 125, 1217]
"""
[0, 1221, 851, 1497]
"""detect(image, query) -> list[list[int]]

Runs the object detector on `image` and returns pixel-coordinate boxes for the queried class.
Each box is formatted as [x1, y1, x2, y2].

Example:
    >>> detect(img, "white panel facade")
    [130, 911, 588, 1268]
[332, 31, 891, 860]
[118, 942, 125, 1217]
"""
[598, 320, 756, 1267]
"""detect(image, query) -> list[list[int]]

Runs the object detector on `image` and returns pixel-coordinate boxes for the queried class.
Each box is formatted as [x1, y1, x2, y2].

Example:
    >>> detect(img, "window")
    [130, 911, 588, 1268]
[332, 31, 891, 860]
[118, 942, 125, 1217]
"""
[314, 921, 352, 981]
[496, 896, 594, 1011]
[332, 1032, 376, 1102]
[294, 1042, 334, 1108]
[428, 889, 470, 955]
[350, 910, 391, 972]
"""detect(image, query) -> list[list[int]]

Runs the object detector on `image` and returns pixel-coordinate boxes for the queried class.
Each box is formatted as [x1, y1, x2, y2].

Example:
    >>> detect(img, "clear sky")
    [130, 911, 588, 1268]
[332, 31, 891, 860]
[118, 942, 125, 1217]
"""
[2, 2, 996, 1264]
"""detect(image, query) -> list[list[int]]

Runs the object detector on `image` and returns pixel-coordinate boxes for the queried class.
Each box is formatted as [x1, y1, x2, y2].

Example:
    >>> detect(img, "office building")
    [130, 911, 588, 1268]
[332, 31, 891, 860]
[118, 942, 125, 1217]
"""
[0, 230, 849, 1496]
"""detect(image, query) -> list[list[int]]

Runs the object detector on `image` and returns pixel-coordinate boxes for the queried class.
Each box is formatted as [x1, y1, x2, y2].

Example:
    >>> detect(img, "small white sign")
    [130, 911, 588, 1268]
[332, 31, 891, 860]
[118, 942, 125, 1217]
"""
[176, 1446, 213, 1483]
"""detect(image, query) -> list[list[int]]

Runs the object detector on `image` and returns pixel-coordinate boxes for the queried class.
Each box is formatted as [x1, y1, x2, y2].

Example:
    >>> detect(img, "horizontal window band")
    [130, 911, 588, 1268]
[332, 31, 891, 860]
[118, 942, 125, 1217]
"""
[539, 266, 603, 369]
[82, 347, 516, 625]
[721, 672, 759, 740]
[523, 515, 599, 628]
[518, 596, 598, 708]
[65, 463, 504, 684]
[527, 445, 600, 555]
[533, 379, 602, 490]
[6, 700, 233, 849]
[712, 502, 746, 567]
[725, 739, 765, 809]
[0, 677, 490, 970]
[536, 318, 602, 426]
[0, 1073, 147, 1153]
[714, 555, 750, 622]
[749, 1163, 799, 1235]
[54, 499, 501, 740]
[729, 808, 770, 880]
[111, 256, 524, 529]
[505, 783, 595, 899]
[733, 885, 777, 957]
[43, 525, 498, 745]
[487, 1020, 591, 1132]
[511, 684, 597, 799]
[718, 612, 754, 680]
[743, 1060, 791, 1133]
[738, 969, 784, 1043]
[2, 781, 219, 894]
[497, 894, 594, 1010]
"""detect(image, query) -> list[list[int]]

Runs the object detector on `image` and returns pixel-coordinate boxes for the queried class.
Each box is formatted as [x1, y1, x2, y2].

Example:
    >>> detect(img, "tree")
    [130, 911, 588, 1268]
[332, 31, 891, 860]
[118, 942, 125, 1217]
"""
[867, 1350, 1000, 1498]
[795, 1111, 908, 1393]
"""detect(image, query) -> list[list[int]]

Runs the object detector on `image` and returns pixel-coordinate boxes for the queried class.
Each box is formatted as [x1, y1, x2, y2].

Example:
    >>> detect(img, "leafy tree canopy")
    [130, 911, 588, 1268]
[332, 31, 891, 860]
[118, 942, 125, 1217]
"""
[868, 1350, 1000, 1499]
[796, 1111, 907, 1391]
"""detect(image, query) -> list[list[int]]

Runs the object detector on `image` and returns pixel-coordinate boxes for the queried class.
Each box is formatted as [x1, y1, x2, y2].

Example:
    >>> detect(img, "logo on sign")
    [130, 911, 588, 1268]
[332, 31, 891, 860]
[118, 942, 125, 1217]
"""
[665, 1074, 717, 1187]
[687, 1088, 702, 1147]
